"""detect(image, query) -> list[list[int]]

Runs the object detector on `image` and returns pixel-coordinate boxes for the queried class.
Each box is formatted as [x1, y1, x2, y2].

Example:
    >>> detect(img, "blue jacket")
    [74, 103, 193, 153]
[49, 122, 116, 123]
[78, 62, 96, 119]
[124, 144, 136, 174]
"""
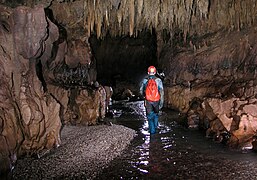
[140, 75, 164, 109]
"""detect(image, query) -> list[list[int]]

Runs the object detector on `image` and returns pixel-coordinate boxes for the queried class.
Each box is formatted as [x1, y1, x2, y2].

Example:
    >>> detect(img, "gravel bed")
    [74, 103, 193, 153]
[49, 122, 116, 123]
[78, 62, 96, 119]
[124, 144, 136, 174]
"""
[12, 124, 137, 179]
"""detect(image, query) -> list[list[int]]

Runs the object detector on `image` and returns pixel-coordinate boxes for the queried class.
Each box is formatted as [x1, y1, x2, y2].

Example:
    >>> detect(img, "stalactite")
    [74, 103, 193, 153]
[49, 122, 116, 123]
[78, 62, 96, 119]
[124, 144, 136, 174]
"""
[129, 0, 134, 36]
[153, 1, 160, 29]
[117, 8, 122, 28]
[105, 9, 109, 26]
[185, 0, 193, 37]
[117, 0, 126, 35]
[76, 0, 257, 38]
[137, 0, 143, 15]
[167, 1, 174, 31]
[143, 1, 151, 28]
[83, 0, 86, 32]
[197, 0, 209, 19]
[135, 0, 143, 32]
[235, 1, 241, 31]
[94, 0, 102, 38]
[228, 1, 235, 30]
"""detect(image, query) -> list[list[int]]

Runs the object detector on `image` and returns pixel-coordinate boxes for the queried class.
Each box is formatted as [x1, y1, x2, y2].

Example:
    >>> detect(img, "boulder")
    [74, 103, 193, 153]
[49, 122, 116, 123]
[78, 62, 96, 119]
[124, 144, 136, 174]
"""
[202, 98, 257, 148]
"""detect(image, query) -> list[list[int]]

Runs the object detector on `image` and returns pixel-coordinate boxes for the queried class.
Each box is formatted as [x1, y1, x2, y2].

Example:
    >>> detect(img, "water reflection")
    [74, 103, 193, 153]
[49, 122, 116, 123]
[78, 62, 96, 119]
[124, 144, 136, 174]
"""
[140, 120, 150, 136]
[97, 100, 257, 179]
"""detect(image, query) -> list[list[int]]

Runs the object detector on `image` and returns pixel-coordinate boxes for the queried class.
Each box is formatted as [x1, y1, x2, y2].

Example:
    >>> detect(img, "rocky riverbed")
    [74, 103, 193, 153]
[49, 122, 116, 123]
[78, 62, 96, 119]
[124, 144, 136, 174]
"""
[12, 124, 137, 179]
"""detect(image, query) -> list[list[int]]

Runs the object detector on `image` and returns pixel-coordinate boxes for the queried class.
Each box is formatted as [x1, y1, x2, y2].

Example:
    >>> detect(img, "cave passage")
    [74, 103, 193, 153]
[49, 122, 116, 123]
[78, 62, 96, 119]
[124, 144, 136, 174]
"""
[89, 30, 158, 99]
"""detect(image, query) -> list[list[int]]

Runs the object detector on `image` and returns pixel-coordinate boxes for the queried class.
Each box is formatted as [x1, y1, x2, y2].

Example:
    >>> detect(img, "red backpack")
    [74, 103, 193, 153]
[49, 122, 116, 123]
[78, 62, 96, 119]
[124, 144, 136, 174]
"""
[145, 78, 160, 102]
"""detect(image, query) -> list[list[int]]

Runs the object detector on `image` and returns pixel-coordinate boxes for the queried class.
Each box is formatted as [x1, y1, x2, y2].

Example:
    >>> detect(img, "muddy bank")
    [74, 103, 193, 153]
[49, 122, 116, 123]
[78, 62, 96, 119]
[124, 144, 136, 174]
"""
[12, 124, 137, 179]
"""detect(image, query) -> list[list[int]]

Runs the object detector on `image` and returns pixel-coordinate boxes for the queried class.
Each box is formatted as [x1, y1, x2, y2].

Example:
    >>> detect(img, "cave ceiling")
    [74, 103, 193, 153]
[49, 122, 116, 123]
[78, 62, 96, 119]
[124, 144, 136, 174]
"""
[2, 0, 257, 40]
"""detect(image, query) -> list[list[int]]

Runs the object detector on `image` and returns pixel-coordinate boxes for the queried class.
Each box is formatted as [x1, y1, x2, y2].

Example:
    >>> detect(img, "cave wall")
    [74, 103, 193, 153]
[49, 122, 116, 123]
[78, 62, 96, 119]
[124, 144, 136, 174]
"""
[0, 4, 103, 174]
[161, 28, 257, 111]
[160, 23, 257, 148]
[0, 5, 62, 173]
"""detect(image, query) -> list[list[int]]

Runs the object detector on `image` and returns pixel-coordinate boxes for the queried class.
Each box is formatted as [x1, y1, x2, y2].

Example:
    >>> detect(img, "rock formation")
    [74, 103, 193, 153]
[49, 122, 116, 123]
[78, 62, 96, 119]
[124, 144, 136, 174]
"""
[0, 3, 102, 174]
[162, 23, 257, 149]
[1, 0, 257, 175]
[0, 5, 62, 173]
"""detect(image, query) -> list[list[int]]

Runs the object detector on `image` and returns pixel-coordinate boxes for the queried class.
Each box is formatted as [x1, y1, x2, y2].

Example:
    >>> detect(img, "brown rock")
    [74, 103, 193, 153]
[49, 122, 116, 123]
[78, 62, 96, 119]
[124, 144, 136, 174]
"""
[47, 85, 69, 122]
[203, 97, 257, 148]
[243, 104, 257, 117]
[65, 39, 92, 68]
[0, 5, 62, 172]
[104, 86, 113, 111]
[76, 89, 99, 125]
[187, 113, 200, 129]
[13, 6, 48, 59]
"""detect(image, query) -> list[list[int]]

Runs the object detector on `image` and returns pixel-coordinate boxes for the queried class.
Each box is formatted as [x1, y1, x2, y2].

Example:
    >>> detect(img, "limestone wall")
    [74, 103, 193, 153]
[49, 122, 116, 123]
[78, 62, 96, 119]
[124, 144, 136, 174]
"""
[0, 4, 100, 174]
[162, 23, 257, 148]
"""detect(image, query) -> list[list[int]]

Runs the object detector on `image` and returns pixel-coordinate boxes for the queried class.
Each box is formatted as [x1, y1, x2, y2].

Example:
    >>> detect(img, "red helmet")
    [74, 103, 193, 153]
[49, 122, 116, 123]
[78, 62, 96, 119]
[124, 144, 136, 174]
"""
[148, 66, 156, 75]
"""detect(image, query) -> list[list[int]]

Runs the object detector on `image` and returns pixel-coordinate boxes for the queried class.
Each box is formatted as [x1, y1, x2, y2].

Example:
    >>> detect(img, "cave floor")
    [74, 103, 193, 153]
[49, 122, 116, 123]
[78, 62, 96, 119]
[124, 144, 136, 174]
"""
[11, 100, 257, 180]
[12, 124, 136, 179]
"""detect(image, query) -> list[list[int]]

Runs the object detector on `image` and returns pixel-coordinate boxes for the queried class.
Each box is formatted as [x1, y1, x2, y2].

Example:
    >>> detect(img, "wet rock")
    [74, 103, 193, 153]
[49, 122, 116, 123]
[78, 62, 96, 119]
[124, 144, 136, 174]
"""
[64, 86, 107, 125]
[41, 38, 97, 87]
[104, 86, 113, 110]
[96, 84, 107, 120]
[187, 98, 203, 129]
[252, 137, 257, 152]
[47, 85, 69, 122]
[121, 88, 135, 100]
[113, 87, 136, 101]
[72, 89, 99, 125]
[187, 111, 200, 129]
[202, 98, 257, 148]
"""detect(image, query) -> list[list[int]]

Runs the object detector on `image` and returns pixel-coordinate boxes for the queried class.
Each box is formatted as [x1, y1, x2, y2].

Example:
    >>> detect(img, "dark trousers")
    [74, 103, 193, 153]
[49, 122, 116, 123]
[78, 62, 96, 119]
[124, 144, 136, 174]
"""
[145, 100, 160, 134]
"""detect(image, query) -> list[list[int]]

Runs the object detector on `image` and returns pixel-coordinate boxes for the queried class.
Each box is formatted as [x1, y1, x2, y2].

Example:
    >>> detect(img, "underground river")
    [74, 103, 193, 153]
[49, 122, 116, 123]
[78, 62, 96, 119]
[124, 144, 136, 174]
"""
[96, 100, 257, 180]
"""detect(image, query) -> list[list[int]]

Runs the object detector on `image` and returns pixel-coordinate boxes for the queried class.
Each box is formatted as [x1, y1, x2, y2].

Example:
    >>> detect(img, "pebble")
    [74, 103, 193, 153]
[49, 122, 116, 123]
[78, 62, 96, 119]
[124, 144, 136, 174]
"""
[12, 124, 137, 179]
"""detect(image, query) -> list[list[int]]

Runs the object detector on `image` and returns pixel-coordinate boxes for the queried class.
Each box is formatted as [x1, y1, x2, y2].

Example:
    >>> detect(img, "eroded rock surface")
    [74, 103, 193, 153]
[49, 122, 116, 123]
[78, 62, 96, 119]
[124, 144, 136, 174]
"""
[203, 98, 257, 149]
[0, 4, 100, 174]
[162, 25, 257, 148]
[0, 5, 62, 174]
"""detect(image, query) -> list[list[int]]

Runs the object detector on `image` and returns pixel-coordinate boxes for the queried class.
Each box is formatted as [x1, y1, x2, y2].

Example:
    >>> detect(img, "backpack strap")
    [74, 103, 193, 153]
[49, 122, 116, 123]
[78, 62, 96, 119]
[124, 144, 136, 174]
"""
[148, 75, 156, 81]
[147, 76, 157, 85]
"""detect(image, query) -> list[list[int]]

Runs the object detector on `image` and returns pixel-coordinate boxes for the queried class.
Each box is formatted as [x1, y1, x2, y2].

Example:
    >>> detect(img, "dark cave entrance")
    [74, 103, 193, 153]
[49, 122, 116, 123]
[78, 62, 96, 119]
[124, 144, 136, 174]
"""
[89, 29, 158, 100]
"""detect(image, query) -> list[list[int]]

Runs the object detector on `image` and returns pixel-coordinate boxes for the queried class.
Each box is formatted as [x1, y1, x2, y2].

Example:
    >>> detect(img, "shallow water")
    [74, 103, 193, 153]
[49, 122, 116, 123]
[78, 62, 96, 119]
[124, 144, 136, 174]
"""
[96, 100, 257, 180]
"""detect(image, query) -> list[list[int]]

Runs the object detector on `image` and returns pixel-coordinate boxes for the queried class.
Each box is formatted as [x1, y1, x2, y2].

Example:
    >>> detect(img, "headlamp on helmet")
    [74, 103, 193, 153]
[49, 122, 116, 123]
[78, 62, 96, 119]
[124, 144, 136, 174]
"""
[148, 66, 156, 75]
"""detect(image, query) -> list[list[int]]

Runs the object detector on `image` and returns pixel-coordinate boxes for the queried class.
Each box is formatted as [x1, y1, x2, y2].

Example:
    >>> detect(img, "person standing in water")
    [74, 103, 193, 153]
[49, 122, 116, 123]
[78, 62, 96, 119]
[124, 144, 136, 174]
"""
[140, 66, 164, 134]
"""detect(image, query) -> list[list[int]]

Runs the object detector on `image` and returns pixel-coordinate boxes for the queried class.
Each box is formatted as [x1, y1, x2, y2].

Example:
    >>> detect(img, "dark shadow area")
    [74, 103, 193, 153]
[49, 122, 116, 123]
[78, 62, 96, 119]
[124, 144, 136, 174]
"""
[89, 29, 158, 100]
[35, 60, 47, 92]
